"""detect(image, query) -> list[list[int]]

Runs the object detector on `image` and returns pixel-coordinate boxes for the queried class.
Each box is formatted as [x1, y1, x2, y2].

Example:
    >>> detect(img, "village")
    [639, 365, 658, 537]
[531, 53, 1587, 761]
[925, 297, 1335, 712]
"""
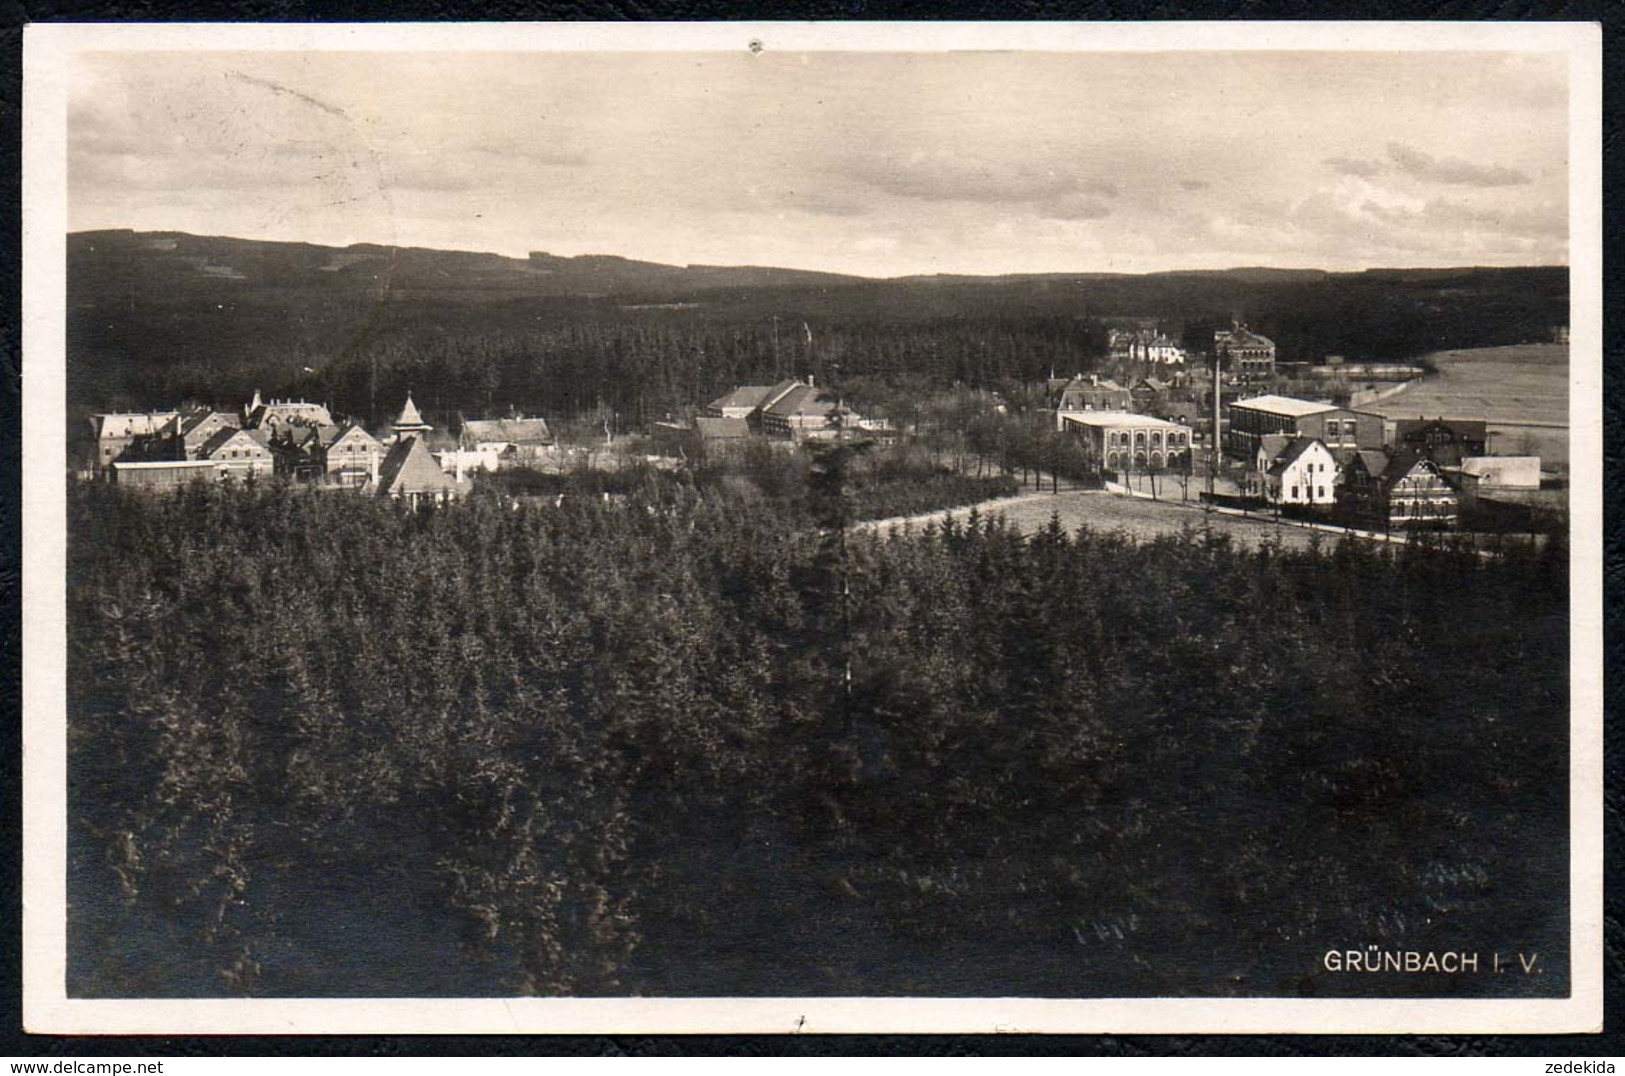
[79, 319, 1562, 541]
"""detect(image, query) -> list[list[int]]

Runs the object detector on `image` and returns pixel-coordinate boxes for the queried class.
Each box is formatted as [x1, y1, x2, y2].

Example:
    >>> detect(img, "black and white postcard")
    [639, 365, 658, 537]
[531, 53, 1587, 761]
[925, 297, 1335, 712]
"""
[21, 21, 1603, 1034]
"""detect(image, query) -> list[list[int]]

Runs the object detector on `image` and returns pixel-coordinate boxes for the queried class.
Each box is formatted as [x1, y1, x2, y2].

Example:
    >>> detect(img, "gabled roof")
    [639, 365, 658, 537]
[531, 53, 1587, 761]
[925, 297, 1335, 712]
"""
[462, 416, 553, 444]
[1257, 434, 1293, 464]
[200, 426, 269, 458]
[328, 423, 381, 449]
[1231, 394, 1336, 418]
[708, 385, 776, 410]
[1349, 449, 1391, 478]
[1379, 448, 1444, 490]
[180, 410, 237, 438]
[1060, 411, 1187, 431]
[764, 383, 839, 418]
[1265, 436, 1330, 477]
[376, 436, 458, 497]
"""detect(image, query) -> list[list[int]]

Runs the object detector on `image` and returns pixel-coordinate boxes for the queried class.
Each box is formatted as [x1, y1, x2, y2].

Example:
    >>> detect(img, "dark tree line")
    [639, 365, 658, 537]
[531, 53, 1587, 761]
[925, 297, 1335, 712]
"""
[69, 237, 1567, 439]
[67, 474, 1568, 999]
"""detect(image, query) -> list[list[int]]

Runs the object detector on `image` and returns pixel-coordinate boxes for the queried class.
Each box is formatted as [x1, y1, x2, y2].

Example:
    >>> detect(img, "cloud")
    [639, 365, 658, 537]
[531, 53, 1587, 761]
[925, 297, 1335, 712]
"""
[1039, 193, 1112, 221]
[769, 188, 870, 218]
[1385, 142, 1530, 187]
[1324, 156, 1386, 178]
[845, 151, 1116, 209]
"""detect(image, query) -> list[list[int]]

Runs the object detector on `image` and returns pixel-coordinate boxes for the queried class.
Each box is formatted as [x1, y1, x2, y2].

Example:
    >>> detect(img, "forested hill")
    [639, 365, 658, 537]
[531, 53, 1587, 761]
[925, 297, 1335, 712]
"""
[68, 229, 1568, 430]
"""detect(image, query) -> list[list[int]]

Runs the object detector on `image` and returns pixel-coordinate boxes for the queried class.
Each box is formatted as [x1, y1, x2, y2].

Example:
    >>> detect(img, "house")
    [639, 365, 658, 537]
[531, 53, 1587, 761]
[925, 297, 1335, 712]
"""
[1226, 395, 1384, 462]
[1338, 448, 1458, 529]
[459, 415, 554, 466]
[390, 393, 434, 443]
[1255, 436, 1339, 507]
[177, 411, 241, 460]
[1051, 374, 1132, 415]
[760, 381, 857, 441]
[1215, 324, 1276, 382]
[89, 411, 179, 471]
[1107, 328, 1184, 365]
[321, 423, 386, 486]
[1059, 411, 1193, 472]
[376, 436, 465, 506]
[199, 426, 274, 479]
[1392, 417, 1489, 468]
[1143, 334, 1185, 365]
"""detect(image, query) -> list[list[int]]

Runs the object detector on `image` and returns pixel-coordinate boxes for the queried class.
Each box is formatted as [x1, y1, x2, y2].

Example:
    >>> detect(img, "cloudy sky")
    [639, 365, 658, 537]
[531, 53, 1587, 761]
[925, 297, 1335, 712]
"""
[67, 48, 1569, 277]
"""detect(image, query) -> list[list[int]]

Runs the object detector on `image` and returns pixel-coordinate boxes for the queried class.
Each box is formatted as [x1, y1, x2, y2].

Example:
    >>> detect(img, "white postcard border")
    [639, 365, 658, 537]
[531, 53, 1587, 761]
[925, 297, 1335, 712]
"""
[21, 19, 1604, 1036]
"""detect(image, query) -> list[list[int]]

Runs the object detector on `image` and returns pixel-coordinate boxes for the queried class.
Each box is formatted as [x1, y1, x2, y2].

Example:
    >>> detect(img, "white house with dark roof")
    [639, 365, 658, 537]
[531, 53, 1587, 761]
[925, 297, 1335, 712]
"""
[1256, 436, 1339, 506]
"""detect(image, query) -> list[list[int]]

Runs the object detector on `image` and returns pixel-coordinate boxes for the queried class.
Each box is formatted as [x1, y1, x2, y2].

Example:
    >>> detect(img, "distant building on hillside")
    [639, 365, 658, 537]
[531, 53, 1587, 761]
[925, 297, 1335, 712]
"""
[760, 380, 857, 441]
[1392, 417, 1489, 468]
[1215, 324, 1276, 383]
[1059, 411, 1192, 472]
[459, 415, 555, 467]
[1109, 329, 1185, 365]
[704, 380, 805, 435]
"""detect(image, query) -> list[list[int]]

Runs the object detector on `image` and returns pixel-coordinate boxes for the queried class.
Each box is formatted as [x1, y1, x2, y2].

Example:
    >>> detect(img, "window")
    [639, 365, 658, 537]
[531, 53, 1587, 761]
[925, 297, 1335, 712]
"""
[1317, 486, 1325, 499]
[1291, 485, 1299, 499]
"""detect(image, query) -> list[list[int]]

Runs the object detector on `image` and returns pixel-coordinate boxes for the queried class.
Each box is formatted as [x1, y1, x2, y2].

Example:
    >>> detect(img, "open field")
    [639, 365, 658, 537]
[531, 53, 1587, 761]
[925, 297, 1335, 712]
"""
[1368, 343, 1569, 470]
[863, 489, 1334, 551]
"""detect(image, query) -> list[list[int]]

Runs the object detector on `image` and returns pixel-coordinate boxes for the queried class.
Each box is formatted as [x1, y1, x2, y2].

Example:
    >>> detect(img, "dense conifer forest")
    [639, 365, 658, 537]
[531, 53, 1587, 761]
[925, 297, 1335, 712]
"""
[67, 470, 1569, 998]
[68, 230, 1569, 432]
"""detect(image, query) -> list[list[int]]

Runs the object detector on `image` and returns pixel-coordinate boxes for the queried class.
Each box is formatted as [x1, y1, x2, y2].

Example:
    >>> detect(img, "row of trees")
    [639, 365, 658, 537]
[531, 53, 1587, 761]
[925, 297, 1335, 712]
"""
[68, 473, 1569, 998]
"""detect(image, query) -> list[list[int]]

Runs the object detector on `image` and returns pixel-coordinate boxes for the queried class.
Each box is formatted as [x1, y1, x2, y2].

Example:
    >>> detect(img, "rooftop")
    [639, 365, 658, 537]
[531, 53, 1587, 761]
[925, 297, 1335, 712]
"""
[1231, 394, 1337, 418]
[1059, 410, 1187, 430]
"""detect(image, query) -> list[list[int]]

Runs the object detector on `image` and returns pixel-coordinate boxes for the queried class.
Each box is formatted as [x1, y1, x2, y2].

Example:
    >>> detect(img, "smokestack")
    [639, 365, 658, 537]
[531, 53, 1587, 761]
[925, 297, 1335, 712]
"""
[455, 451, 465, 484]
[369, 449, 379, 487]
